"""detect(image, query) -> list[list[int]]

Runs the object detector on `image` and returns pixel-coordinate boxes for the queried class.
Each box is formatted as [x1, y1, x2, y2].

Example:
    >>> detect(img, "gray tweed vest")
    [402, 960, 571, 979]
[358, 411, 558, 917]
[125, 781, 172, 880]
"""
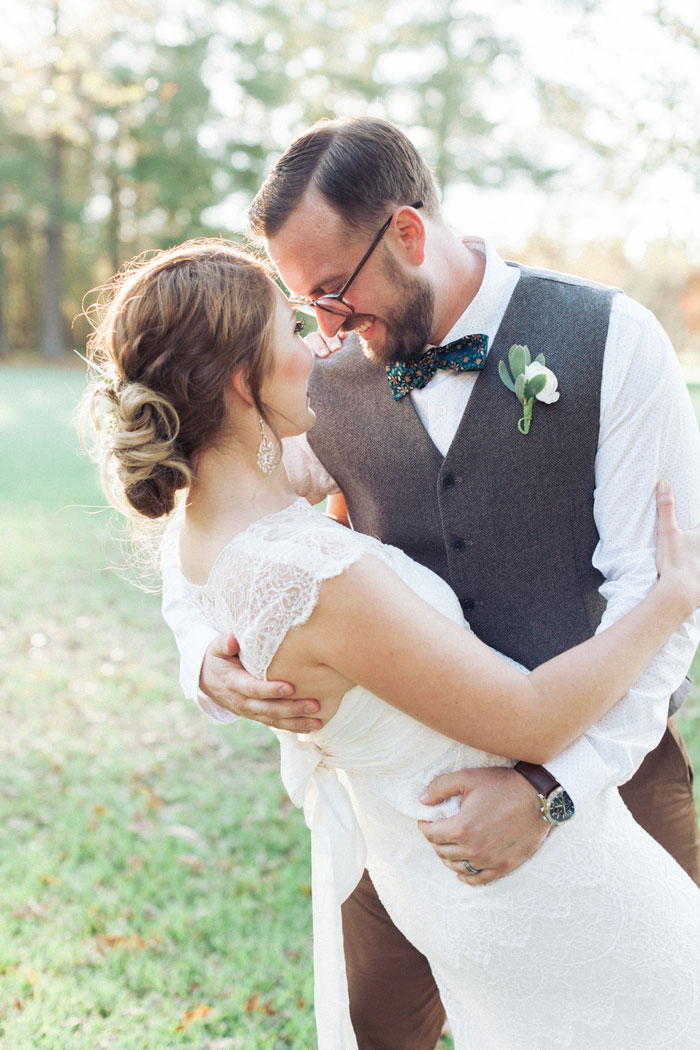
[307, 264, 614, 670]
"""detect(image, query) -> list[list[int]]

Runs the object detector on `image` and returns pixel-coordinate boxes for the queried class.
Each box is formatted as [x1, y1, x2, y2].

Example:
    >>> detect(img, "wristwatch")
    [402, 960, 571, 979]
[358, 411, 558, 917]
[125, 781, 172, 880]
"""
[514, 761, 575, 826]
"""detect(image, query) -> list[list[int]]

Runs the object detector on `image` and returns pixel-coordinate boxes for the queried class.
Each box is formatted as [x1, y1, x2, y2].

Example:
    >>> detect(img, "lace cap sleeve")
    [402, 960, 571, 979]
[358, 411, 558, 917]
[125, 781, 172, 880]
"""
[193, 501, 373, 680]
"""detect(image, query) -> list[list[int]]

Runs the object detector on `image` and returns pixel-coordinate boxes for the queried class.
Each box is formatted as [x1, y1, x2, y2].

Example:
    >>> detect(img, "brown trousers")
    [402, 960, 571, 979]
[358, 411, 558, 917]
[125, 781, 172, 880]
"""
[340, 720, 700, 1050]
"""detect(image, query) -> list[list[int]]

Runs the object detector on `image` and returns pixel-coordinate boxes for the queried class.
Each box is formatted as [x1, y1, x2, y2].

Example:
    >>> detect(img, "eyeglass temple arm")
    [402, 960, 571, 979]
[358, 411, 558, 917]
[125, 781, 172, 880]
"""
[336, 200, 424, 299]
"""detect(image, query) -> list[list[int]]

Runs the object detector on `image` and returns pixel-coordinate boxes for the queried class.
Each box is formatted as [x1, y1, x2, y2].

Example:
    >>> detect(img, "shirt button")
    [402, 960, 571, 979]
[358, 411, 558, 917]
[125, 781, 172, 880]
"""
[452, 537, 466, 552]
[460, 597, 475, 612]
[442, 474, 455, 488]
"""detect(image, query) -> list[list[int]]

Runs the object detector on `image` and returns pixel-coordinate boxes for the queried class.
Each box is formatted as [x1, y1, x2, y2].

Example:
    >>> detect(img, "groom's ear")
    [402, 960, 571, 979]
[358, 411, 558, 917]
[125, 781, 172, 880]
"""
[390, 205, 426, 267]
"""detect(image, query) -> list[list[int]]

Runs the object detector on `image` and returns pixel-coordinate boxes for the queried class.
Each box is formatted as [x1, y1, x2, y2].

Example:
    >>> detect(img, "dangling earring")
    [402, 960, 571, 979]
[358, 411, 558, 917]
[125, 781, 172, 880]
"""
[256, 416, 277, 476]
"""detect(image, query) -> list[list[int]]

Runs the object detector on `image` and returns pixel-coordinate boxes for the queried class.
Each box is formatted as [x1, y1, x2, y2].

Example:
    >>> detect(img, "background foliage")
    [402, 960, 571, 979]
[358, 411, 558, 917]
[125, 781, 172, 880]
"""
[1, 0, 699, 360]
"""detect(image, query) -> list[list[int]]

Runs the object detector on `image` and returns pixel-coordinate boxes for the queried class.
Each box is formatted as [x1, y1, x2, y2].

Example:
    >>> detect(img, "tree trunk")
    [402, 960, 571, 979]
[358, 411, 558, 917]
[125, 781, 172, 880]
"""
[41, 132, 65, 358]
[107, 155, 121, 275]
[0, 226, 9, 357]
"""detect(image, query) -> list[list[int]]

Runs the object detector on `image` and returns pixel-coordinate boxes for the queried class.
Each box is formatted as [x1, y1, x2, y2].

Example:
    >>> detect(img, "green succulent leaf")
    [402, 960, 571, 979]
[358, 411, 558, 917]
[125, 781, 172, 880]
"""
[498, 360, 516, 392]
[508, 344, 530, 378]
[514, 372, 526, 403]
[524, 373, 547, 399]
[535, 353, 546, 366]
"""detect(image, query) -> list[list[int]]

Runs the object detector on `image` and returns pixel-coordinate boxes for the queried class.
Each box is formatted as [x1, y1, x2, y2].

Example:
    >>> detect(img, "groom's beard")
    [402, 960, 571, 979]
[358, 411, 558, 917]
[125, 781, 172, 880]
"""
[351, 249, 435, 366]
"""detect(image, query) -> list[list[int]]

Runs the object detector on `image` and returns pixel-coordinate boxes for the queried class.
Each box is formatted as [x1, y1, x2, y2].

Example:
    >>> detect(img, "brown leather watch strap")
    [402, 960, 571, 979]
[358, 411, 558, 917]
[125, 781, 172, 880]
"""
[513, 761, 560, 797]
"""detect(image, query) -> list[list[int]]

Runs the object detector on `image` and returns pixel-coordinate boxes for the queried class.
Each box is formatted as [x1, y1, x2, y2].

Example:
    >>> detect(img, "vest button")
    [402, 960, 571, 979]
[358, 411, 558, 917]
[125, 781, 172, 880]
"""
[452, 537, 466, 552]
[460, 598, 475, 612]
[442, 474, 455, 488]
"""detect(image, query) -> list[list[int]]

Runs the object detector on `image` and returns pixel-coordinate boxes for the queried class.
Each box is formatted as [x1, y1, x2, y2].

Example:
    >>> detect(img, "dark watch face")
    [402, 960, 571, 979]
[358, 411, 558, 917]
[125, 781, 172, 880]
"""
[547, 788, 575, 824]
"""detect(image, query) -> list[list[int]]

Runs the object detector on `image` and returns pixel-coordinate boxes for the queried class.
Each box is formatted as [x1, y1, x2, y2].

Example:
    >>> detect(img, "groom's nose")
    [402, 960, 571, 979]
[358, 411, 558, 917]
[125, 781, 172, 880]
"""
[316, 307, 347, 339]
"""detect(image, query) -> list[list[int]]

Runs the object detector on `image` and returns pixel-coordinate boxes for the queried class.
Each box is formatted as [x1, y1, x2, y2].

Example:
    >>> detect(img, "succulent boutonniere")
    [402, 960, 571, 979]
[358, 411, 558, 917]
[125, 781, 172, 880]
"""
[498, 344, 560, 434]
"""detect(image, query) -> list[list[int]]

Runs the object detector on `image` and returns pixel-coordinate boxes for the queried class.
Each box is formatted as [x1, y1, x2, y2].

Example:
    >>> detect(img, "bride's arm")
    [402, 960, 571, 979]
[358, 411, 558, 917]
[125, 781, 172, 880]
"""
[296, 484, 700, 763]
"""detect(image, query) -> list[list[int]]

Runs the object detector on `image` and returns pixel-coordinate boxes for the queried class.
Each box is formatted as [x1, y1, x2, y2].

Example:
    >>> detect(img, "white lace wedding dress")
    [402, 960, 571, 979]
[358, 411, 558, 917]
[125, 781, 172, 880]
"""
[190, 497, 700, 1050]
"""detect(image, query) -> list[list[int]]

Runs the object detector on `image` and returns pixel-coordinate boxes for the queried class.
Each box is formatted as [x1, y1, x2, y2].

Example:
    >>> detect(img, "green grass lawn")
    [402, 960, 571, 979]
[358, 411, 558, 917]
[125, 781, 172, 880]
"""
[0, 366, 317, 1048]
[1, 364, 698, 1049]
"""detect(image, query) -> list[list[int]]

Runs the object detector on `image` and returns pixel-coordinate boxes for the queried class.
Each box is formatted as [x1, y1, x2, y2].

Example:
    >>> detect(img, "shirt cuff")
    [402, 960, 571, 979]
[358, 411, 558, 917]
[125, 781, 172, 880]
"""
[179, 622, 239, 724]
[195, 692, 240, 724]
[545, 738, 618, 812]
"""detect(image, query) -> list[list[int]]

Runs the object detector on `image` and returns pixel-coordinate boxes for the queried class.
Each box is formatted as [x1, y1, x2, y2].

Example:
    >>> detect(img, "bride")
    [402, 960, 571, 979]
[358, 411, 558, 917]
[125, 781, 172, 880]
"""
[81, 239, 700, 1050]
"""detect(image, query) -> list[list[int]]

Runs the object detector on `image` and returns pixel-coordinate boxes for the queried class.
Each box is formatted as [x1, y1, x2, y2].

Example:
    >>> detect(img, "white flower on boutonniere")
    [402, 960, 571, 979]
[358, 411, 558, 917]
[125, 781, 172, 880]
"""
[498, 345, 560, 434]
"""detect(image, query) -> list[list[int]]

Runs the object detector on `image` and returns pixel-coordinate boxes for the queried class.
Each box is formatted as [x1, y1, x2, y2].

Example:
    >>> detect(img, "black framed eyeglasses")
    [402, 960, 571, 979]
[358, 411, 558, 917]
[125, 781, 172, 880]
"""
[288, 201, 424, 319]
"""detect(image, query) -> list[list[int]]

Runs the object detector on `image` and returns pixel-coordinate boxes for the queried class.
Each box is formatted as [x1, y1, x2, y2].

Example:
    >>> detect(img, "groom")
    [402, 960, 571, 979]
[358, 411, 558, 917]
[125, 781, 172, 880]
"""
[163, 117, 700, 1049]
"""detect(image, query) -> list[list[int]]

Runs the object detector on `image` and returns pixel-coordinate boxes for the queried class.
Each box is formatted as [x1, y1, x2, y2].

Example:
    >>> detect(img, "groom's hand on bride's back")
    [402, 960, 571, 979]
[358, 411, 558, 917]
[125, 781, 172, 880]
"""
[417, 766, 550, 886]
[199, 634, 323, 732]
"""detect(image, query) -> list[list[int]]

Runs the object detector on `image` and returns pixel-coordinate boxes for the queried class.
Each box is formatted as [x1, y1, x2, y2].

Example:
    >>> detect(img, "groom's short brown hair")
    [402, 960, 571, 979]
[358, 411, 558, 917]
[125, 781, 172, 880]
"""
[248, 117, 441, 240]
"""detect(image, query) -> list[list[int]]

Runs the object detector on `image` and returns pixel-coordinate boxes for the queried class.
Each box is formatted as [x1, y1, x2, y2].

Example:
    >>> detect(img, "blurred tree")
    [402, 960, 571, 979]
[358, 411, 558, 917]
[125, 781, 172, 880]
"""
[373, 6, 556, 191]
[0, 0, 239, 356]
[1, 0, 697, 356]
[520, 229, 697, 353]
[209, 0, 557, 202]
[0, 116, 41, 356]
[648, 4, 700, 188]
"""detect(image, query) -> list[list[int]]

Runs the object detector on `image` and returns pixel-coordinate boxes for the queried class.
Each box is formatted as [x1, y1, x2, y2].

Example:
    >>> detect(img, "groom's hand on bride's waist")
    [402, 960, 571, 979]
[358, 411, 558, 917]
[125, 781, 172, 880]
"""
[199, 634, 322, 732]
[417, 767, 550, 886]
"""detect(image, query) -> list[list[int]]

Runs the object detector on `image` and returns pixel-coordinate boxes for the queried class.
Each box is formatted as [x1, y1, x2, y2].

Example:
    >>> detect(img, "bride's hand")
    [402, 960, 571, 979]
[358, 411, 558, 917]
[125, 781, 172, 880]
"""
[655, 481, 700, 617]
[304, 329, 347, 358]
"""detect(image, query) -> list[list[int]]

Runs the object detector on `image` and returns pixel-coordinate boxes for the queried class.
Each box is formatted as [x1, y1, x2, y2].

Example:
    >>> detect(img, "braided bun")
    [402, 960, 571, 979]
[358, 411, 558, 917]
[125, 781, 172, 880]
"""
[79, 239, 276, 523]
[109, 382, 191, 519]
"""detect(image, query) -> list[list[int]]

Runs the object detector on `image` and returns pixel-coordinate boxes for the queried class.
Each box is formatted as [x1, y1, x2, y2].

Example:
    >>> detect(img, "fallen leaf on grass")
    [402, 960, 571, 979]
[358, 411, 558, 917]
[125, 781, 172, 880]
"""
[177, 853, 204, 872]
[128, 814, 154, 840]
[129, 776, 164, 810]
[94, 933, 147, 951]
[13, 900, 48, 921]
[90, 803, 107, 829]
[175, 1003, 211, 1030]
[245, 992, 277, 1016]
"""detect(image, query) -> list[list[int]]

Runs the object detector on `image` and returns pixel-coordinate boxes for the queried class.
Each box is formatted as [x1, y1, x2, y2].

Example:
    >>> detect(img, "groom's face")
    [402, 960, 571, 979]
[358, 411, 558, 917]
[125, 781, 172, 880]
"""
[266, 191, 435, 365]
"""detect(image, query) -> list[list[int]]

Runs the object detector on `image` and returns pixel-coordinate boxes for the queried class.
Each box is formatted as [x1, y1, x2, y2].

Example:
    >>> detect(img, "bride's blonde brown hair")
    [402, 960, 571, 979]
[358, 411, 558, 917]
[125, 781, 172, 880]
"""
[80, 239, 276, 520]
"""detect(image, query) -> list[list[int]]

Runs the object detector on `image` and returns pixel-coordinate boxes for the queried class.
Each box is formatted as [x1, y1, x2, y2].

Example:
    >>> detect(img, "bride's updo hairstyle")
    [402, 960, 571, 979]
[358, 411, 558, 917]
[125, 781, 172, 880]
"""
[81, 240, 276, 520]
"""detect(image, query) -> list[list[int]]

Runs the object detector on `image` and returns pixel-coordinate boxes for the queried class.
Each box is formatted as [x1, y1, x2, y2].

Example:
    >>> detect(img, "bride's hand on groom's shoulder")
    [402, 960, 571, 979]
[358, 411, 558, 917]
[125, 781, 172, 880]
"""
[199, 634, 323, 732]
[417, 766, 550, 886]
[654, 481, 700, 619]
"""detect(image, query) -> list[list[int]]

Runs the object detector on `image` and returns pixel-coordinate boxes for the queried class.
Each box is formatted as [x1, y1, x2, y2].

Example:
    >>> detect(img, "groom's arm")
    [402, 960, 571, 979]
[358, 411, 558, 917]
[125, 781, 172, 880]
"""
[545, 294, 700, 805]
[420, 293, 700, 883]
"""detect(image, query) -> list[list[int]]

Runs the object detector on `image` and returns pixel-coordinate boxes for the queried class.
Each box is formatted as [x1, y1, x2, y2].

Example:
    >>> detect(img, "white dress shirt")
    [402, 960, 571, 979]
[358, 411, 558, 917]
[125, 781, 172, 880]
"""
[160, 240, 700, 810]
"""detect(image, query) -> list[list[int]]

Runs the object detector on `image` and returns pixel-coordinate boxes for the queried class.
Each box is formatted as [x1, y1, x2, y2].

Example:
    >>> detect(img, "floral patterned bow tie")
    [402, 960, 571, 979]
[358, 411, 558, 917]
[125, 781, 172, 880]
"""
[385, 334, 488, 401]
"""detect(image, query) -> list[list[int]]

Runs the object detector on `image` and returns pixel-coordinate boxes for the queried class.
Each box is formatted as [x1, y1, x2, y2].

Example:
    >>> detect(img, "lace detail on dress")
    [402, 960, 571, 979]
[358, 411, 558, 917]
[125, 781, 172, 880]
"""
[189, 498, 379, 680]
